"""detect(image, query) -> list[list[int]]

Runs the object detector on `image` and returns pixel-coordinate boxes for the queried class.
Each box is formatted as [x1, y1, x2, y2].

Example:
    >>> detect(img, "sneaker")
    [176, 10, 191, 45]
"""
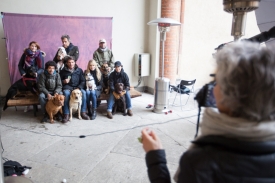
[107, 111, 113, 119]
[127, 109, 133, 116]
[24, 106, 30, 113]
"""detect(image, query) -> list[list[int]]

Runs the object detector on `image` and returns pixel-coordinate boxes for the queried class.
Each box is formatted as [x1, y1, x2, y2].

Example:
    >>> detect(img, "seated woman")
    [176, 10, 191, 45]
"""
[141, 41, 275, 182]
[84, 60, 102, 120]
[18, 41, 45, 112]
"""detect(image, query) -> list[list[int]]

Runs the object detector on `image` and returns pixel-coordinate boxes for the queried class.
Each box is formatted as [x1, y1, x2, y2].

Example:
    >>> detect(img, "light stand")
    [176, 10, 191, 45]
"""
[148, 18, 181, 113]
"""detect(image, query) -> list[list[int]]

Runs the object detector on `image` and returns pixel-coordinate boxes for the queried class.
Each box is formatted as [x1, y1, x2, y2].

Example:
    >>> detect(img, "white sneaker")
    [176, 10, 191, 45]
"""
[24, 106, 30, 112]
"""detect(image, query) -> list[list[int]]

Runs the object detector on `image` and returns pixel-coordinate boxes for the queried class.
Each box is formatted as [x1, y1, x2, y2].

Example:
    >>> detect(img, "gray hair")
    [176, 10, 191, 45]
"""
[215, 41, 275, 121]
[61, 34, 71, 42]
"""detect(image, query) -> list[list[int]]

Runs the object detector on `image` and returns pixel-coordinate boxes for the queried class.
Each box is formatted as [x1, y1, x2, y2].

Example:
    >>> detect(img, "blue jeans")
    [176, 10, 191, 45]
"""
[107, 90, 132, 112]
[63, 89, 87, 114]
[38, 93, 48, 114]
[86, 90, 97, 108]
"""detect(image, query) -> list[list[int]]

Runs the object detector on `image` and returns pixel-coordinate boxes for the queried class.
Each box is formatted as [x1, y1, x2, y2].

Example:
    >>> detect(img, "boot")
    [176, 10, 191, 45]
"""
[62, 114, 69, 123]
[81, 112, 90, 120]
[56, 112, 63, 122]
[107, 111, 113, 119]
[88, 104, 93, 119]
[127, 109, 133, 116]
[41, 113, 48, 123]
[91, 108, 97, 120]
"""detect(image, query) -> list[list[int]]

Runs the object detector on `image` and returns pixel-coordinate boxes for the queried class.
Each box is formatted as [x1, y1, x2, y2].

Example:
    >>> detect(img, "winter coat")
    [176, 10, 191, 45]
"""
[109, 68, 130, 92]
[84, 69, 103, 97]
[146, 135, 275, 183]
[59, 65, 85, 90]
[53, 43, 79, 63]
[93, 48, 115, 70]
[38, 71, 62, 95]
[18, 49, 45, 76]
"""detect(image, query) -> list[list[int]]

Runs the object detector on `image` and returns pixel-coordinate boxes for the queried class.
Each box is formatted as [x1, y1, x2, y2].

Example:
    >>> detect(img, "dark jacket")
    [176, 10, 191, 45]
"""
[18, 50, 45, 76]
[38, 71, 62, 95]
[84, 69, 103, 97]
[146, 135, 275, 183]
[53, 43, 79, 63]
[59, 65, 85, 90]
[109, 68, 130, 92]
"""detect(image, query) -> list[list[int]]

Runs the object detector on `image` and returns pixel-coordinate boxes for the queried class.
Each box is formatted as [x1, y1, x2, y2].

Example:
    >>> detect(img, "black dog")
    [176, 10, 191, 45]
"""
[112, 83, 127, 116]
[101, 63, 110, 94]
[3, 66, 38, 110]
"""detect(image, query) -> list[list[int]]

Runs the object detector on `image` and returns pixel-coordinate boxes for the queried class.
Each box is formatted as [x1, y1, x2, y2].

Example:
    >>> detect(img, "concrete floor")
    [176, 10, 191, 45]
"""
[0, 92, 199, 183]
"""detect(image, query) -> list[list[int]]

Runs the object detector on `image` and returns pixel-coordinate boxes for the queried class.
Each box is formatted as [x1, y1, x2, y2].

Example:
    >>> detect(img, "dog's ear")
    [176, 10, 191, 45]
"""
[54, 93, 58, 97]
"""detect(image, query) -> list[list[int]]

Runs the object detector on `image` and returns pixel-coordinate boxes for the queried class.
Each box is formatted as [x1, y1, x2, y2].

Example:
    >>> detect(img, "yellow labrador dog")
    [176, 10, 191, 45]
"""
[69, 89, 82, 121]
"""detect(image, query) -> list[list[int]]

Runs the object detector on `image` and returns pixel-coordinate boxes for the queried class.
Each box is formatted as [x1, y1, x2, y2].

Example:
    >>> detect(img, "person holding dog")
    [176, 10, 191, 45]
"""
[141, 42, 275, 183]
[93, 39, 115, 72]
[106, 61, 132, 119]
[38, 61, 62, 123]
[59, 56, 89, 123]
[84, 60, 102, 120]
[53, 34, 79, 65]
[18, 41, 45, 112]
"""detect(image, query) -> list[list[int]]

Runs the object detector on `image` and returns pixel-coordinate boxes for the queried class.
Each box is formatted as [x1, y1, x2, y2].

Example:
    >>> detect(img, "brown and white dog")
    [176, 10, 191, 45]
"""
[45, 93, 65, 124]
[69, 89, 82, 121]
[112, 83, 127, 116]
[101, 63, 110, 94]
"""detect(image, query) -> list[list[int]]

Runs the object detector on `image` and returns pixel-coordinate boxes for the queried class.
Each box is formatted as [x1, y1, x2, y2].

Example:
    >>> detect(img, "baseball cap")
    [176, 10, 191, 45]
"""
[99, 39, 106, 43]
[114, 61, 122, 67]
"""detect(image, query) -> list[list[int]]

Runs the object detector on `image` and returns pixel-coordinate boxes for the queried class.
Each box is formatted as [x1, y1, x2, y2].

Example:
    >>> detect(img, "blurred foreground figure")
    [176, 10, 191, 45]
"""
[142, 42, 275, 183]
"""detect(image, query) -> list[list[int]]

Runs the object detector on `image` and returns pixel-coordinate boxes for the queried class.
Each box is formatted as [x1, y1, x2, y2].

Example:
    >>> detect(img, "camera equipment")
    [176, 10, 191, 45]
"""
[193, 75, 216, 138]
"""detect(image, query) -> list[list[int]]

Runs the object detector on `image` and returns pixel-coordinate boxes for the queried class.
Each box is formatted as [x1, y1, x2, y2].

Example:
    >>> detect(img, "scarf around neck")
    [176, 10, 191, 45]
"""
[197, 108, 275, 142]
[24, 49, 42, 68]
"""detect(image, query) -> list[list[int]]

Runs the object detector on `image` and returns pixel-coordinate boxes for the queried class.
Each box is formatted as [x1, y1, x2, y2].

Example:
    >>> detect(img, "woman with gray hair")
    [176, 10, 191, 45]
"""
[141, 41, 275, 183]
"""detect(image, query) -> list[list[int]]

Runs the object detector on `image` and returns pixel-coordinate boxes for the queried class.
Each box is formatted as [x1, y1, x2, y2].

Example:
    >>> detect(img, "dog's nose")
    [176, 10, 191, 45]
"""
[75, 97, 78, 99]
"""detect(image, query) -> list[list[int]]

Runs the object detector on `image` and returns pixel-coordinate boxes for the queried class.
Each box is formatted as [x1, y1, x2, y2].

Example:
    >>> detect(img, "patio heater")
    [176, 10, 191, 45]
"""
[147, 18, 181, 113]
[223, 0, 260, 41]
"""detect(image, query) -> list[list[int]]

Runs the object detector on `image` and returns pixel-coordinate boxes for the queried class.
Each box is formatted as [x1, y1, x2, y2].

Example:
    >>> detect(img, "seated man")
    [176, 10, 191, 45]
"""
[107, 61, 132, 119]
[93, 39, 115, 72]
[59, 56, 89, 123]
[38, 61, 62, 123]
[53, 34, 79, 64]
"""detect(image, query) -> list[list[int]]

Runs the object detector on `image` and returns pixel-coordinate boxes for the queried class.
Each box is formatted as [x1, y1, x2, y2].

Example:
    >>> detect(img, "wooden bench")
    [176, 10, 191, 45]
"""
[7, 87, 142, 116]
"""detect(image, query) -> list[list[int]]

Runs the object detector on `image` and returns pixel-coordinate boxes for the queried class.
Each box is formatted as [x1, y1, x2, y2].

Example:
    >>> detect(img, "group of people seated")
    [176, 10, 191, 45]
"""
[17, 34, 133, 123]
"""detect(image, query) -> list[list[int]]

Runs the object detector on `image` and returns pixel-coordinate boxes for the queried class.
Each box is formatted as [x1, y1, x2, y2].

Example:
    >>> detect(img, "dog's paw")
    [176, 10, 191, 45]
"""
[50, 120, 55, 124]
[78, 116, 82, 120]
[69, 117, 72, 121]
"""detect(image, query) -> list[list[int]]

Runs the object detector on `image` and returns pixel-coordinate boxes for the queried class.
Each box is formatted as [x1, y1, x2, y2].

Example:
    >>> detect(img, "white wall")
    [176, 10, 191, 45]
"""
[178, 0, 260, 89]
[0, 0, 153, 96]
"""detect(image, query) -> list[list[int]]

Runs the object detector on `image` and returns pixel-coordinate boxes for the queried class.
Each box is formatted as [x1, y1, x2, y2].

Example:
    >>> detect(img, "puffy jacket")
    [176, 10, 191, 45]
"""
[146, 135, 275, 183]
[38, 71, 62, 95]
[109, 68, 130, 92]
[53, 43, 79, 62]
[59, 65, 85, 90]
[93, 48, 115, 70]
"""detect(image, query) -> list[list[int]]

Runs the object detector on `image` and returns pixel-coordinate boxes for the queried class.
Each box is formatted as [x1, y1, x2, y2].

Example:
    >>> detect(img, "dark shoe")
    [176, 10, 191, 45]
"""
[107, 111, 113, 119]
[81, 112, 90, 120]
[127, 109, 133, 116]
[88, 104, 93, 119]
[91, 108, 97, 120]
[41, 113, 48, 123]
[62, 114, 69, 123]
[56, 112, 63, 122]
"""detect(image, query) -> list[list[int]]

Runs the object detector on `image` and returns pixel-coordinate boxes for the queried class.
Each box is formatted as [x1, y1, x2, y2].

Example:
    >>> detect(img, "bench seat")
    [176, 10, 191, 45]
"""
[7, 87, 142, 116]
